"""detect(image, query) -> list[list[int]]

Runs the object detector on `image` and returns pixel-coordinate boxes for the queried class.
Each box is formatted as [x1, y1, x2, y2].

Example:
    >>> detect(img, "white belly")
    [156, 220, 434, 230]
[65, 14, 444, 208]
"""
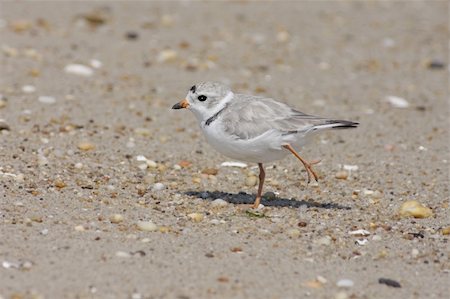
[201, 123, 290, 163]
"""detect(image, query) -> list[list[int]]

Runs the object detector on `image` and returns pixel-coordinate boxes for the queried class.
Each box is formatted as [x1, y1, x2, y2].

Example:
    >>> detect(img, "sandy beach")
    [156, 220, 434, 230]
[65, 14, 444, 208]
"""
[0, 1, 449, 298]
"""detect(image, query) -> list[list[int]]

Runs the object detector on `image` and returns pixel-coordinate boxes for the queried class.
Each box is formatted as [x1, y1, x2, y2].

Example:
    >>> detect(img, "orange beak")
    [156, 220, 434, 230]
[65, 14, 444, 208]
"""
[172, 99, 190, 109]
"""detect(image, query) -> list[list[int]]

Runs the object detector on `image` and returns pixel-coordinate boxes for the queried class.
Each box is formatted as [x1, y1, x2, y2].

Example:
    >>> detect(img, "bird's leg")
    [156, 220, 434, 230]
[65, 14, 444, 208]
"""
[252, 163, 265, 209]
[283, 144, 319, 183]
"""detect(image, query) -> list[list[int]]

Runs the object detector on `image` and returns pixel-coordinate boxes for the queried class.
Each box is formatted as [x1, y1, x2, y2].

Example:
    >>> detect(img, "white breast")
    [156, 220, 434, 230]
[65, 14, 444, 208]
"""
[200, 120, 290, 163]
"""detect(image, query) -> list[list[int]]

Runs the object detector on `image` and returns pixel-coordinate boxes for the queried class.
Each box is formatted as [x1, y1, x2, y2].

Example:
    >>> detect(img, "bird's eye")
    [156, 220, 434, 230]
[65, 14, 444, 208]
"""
[198, 95, 207, 102]
[190, 85, 196, 93]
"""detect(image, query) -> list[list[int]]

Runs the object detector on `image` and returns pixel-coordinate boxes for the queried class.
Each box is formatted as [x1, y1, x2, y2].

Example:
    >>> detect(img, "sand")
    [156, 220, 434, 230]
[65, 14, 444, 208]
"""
[0, 1, 449, 298]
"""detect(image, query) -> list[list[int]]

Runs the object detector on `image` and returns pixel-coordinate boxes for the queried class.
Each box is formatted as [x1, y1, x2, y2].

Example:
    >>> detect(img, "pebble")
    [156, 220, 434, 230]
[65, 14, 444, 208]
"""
[399, 200, 433, 218]
[157, 49, 177, 63]
[136, 221, 158, 232]
[125, 31, 139, 40]
[335, 171, 348, 180]
[0, 120, 10, 131]
[38, 95, 56, 104]
[427, 60, 445, 70]
[220, 161, 247, 168]
[336, 279, 354, 288]
[349, 229, 370, 236]
[411, 248, 419, 258]
[276, 30, 290, 43]
[355, 239, 368, 246]
[77, 141, 95, 151]
[316, 275, 327, 284]
[64, 64, 94, 76]
[40, 228, 49, 235]
[146, 160, 157, 168]
[286, 228, 301, 238]
[54, 179, 66, 189]
[0, 98, 6, 109]
[90, 59, 102, 68]
[378, 278, 401, 288]
[22, 85, 36, 93]
[152, 183, 165, 191]
[385, 95, 409, 108]
[110, 214, 124, 224]
[245, 176, 258, 187]
[187, 213, 204, 222]
[202, 168, 219, 175]
[441, 227, 450, 235]
[115, 251, 131, 258]
[211, 198, 228, 207]
[74, 225, 85, 231]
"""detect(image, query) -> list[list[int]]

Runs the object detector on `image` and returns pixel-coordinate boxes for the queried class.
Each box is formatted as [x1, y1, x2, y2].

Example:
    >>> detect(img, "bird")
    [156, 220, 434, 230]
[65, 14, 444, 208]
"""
[172, 82, 358, 208]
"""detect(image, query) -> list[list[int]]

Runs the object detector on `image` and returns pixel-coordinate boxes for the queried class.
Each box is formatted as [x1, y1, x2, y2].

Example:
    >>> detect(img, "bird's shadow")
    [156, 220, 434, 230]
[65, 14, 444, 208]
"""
[185, 191, 351, 210]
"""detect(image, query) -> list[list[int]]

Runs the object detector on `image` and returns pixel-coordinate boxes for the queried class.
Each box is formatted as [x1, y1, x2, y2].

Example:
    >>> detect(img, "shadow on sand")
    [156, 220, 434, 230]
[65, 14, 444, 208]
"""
[185, 191, 351, 210]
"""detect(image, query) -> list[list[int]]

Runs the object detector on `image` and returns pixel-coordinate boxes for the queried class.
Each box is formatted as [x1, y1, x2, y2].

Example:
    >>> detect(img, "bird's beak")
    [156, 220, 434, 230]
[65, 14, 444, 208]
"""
[172, 99, 190, 109]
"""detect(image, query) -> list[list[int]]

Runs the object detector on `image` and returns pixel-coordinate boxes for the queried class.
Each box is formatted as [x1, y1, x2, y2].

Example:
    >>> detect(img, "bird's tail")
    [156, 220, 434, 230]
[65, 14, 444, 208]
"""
[313, 120, 359, 130]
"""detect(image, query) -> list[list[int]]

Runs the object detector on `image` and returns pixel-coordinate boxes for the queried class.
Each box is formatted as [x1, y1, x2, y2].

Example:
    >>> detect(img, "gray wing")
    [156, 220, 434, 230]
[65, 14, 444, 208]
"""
[220, 95, 358, 140]
[220, 95, 325, 140]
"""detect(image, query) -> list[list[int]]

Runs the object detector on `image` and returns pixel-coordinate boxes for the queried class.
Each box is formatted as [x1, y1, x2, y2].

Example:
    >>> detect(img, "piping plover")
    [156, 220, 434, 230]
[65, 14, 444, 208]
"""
[172, 82, 358, 208]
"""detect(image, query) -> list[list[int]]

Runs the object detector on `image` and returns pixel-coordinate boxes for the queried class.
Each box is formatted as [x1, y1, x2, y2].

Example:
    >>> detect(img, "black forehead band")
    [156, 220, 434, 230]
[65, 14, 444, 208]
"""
[190, 85, 196, 93]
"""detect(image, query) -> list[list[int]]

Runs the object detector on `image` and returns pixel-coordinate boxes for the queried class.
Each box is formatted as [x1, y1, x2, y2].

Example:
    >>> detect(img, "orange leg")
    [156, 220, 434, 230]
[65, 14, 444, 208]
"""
[283, 144, 319, 183]
[252, 163, 265, 209]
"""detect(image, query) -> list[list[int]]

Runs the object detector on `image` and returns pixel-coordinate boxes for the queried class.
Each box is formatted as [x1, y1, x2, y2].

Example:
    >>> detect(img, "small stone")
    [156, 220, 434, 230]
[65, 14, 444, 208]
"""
[286, 228, 301, 238]
[276, 30, 290, 43]
[187, 213, 204, 222]
[152, 183, 165, 191]
[378, 278, 401, 288]
[157, 49, 177, 63]
[77, 141, 95, 151]
[245, 176, 258, 187]
[38, 96, 56, 104]
[40, 228, 49, 235]
[0, 120, 10, 131]
[146, 160, 157, 168]
[202, 168, 218, 175]
[441, 227, 450, 235]
[336, 279, 354, 288]
[335, 171, 348, 180]
[349, 229, 370, 236]
[54, 180, 66, 189]
[263, 191, 276, 200]
[90, 59, 102, 68]
[115, 251, 131, 258]
[10, 20, 32, 32]
[385, 95, 409, 108]
[427, 60, 445, 70]
[298, 221, 308, 227]
[411, 248, 419, 258]
[64, 64, 94, 76]
[74, 225, 85, 231]
[22, 85, 36, 93]
[178, 160, 192, 168]
[316, 275, 327, 284]
[0, 98, 6, 109]
[220, 161, 247, 168]
[110, 214, 124, 224]
[125, 31, 139, 40]
[134, 127, 152, 137]
[399, 200, 433, 218]
[211, 198, 228, 207]
[136, 221, 158, 232]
